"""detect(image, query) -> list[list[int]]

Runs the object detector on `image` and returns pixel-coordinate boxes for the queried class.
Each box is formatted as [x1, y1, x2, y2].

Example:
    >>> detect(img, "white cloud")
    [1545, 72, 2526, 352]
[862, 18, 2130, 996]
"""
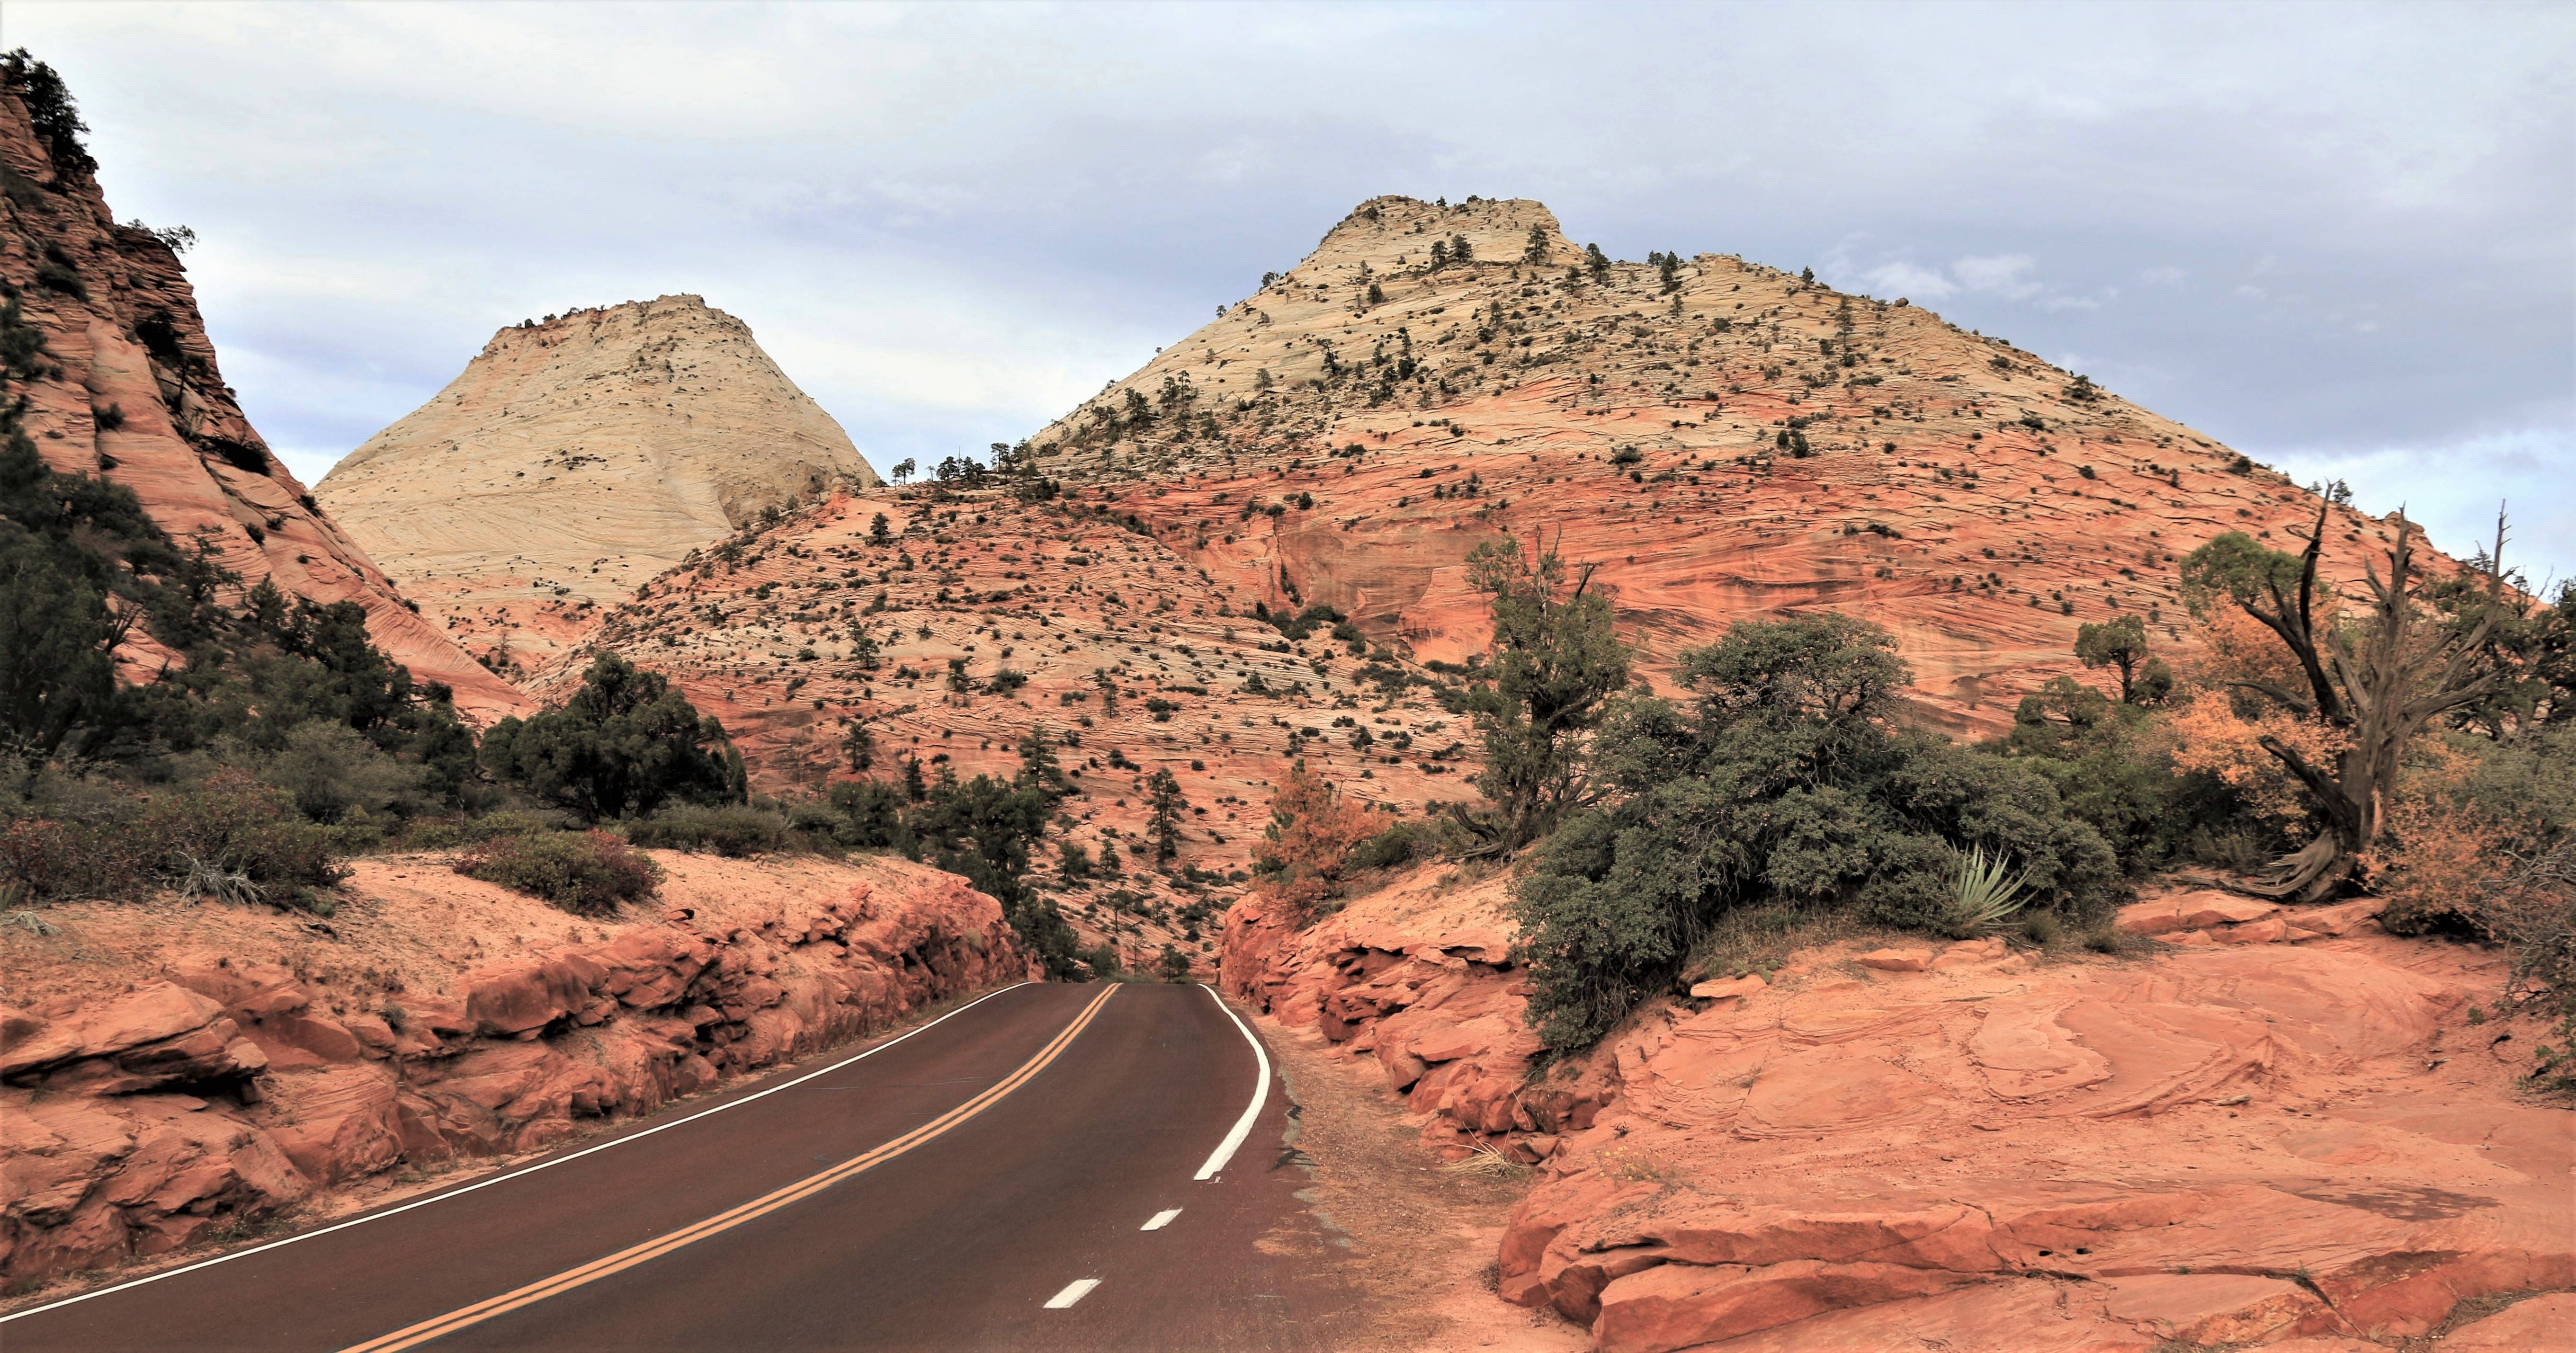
[2, 0, 2562, 550]
[2261, 428, 2576, 584]
[1951, 254, 2043, 300]
[1855, 260, 1958, 299]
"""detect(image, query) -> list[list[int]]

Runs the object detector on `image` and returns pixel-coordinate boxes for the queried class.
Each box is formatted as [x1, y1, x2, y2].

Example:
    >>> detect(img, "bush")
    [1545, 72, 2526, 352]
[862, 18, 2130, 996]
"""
[1512, 615, 2118, 1053]
[1251, 761, 1377, 917]
[455, 829, 661, 916]
[0, 769, 344, 903]
[480, 654, 745, 820]
[624, 803, 792, 856]
[259, 720, 430, 825]
[1347, 820, 1435, 872]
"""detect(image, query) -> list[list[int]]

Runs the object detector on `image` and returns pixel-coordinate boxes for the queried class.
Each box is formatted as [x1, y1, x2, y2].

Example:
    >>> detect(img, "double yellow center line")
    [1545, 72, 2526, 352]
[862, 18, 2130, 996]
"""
[341, 984, 1121, 1353]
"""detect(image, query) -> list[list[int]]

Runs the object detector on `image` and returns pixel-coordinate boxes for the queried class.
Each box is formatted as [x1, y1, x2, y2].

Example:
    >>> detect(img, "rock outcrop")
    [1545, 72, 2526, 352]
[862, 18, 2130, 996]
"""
[0, 852, 1025, 1289]
[318, 296, 880, 673]
[1220, 872, 2573, 1350]
[0, 73, 530, 722]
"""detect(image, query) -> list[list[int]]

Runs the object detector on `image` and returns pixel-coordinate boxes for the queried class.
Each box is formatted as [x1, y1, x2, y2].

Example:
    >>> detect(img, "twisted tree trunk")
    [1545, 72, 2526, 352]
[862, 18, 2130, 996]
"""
[2232, 507, 2505, 903]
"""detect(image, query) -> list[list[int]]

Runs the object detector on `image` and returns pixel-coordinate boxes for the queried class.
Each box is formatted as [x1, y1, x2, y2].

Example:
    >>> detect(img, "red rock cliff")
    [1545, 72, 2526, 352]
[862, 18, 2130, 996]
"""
[0, 75, 531, 723]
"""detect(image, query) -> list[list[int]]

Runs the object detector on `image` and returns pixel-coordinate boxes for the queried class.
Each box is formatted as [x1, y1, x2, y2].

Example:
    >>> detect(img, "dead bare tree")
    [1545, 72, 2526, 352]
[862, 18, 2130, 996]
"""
[2182, 503, 2510, 902]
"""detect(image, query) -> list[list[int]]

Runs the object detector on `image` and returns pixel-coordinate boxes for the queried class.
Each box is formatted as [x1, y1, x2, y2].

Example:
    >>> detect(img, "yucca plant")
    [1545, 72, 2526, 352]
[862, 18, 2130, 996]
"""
[1942, 843, 2031, 938]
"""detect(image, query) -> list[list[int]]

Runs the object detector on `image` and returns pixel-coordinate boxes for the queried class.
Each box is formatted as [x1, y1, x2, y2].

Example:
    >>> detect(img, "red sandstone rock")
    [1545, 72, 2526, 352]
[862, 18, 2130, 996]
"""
[1856, 947, 1932, 972]
[0, 855, 1026, 1289]
[1224, 855, 2569, 1349]
[1592, 1258, 1977, 1353]
[1687, 974, 1765, 1001]
[2439, 1293, 2576, 1350]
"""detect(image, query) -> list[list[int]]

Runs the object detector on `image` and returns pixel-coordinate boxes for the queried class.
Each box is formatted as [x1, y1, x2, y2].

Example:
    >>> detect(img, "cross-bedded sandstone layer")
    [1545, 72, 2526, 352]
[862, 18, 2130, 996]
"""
[0, 851, 1027, 1291]
[545, 486, 1475, 966]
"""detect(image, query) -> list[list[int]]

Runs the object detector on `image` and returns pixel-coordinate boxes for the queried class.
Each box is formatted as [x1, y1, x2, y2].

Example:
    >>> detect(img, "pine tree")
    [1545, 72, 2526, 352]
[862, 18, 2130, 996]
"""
[1584, 243, 1611, 283]
[1522, 224, 1550, 264]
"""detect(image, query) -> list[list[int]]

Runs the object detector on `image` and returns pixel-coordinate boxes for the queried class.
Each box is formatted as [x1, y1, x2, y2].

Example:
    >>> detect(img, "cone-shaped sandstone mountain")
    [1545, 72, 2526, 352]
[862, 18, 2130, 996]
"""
[0, 78, 532, 722]
[1031, 194, 2439, 733]
[319, 295, 879, 675]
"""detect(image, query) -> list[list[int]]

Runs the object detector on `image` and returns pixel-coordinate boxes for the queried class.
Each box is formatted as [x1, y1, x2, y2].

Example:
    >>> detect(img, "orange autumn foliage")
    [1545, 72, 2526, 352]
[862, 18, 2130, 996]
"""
[2375, 737, 2518, 928]
[2164, 687, 2341, 842]
[1251, 760, 1378, 918]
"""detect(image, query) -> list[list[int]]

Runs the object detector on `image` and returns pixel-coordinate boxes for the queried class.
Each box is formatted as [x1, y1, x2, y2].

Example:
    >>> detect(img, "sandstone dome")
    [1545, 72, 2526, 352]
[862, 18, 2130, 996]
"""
[318, 294, 878, 673]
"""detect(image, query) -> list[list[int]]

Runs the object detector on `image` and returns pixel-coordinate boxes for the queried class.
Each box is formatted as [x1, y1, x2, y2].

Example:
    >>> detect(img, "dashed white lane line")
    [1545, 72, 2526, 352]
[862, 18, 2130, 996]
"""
[1140, 1208, 1183, 1231]
[1043, 1279, 1101, 1309]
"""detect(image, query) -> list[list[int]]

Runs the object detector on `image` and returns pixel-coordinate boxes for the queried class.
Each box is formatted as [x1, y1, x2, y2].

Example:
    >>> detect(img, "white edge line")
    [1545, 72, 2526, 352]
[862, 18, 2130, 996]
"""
[0, 980, 1035, 1325]
[1139, 1208, 1182, 1231]
[1042, 1278, 1100, 1308]
[1192, 983, 1270, 1181]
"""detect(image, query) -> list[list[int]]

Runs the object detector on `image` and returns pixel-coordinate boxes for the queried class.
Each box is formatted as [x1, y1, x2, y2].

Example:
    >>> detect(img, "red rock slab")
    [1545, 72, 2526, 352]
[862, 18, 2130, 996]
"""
[2439, 1292, 2576, 1350]
[1592, 1258, 1979, 1353]
[2095, 1272, 2330, 1344]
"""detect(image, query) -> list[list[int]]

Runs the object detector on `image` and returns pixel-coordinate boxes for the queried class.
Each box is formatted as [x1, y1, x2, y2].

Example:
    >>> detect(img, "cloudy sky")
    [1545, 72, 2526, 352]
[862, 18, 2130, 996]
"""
[17, 1, 2574, 579]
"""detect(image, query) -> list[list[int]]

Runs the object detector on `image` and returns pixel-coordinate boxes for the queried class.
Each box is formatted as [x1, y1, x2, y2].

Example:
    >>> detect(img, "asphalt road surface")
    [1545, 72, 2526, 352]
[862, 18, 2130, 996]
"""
[3, 981, 1368, 1351]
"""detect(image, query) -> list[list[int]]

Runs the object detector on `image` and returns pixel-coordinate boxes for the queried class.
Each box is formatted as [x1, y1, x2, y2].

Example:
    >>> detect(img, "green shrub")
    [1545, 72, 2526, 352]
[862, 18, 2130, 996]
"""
[455, 829, 661, 916]
[479, 654, 744, 820]
[1512, 614, 2117, 1053]
[624, 803, 792, 856]
[0, 769, 343, 902]
[1348, 820, 1437, 871]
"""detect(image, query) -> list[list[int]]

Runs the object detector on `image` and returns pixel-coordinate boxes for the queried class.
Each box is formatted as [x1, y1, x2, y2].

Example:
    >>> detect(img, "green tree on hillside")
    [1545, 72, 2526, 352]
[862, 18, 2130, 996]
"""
[1147, 767, 1186, 863]
[2074, 614, 2172, 705]
[480, 654, 746, 819]
[1454, 534, 1633, 853]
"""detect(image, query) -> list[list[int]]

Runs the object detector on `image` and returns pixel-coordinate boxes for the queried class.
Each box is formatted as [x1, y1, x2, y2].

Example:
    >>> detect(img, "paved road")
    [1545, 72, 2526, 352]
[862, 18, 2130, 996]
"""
[3, 982, 1365, 1351]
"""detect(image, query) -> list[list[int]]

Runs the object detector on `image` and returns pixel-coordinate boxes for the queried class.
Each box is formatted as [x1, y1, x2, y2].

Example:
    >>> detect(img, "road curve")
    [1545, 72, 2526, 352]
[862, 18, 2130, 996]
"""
[3, 981, 1363, 1351]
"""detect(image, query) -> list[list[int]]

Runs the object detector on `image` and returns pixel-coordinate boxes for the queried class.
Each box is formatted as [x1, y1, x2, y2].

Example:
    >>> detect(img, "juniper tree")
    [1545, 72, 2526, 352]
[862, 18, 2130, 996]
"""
[2180, 505, 2512, 902]
[1454, 533, 1634, 853]
[1147, 767, 1186, 863]
[2073, 614, 2170, 705]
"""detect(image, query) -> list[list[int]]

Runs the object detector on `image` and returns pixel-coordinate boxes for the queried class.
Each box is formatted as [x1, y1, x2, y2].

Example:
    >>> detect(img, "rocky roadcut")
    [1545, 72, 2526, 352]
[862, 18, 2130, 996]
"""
[0, 853, 1029, 1291]
[1222, 868, 2572, 1351]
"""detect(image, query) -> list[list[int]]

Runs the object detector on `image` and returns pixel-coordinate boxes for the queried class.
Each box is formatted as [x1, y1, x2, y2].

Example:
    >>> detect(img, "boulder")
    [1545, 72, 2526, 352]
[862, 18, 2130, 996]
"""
[1688, 974, 1766, 1001]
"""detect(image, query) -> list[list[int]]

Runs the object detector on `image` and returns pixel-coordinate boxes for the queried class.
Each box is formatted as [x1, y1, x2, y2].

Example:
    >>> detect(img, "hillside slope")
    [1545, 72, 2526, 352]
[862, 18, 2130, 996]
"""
[545, 484, 1478, 967]
[0, 75, 530, 722]
[1032, 195, 2429, 732]
[319, 295, 879, 676]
